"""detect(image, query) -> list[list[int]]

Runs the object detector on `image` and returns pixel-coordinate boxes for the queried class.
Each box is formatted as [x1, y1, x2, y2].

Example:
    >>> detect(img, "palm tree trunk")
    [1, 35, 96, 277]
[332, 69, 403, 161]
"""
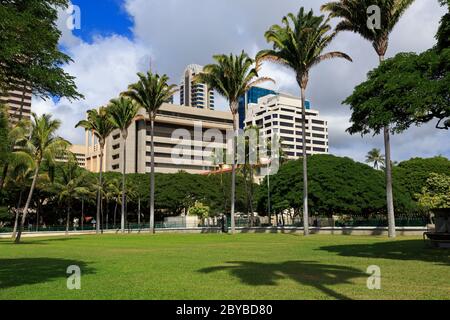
[249, 165, 255, 226]
[379, 55, 396, 238]
[97, 147, 104, 234]
[0, 163, 8, 192]
[15, 164, 40, 244]
[149, 117, 155, 234]
[11, 190, 23, 239]
[138, 197, 141, 229]
[66, 201, 71, 235]
[301, 86, 309, 236]
[121, 134, 127, 234]
[230, 111, 237, 234]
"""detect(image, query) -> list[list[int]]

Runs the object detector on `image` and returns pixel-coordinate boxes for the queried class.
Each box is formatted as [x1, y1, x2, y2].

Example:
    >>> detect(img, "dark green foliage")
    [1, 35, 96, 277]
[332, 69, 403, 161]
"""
[256, 155, 414, 217]
[0, 104, 8, 160]
[0, 0, 82, 100]
[393, 156, 450, 200]
[345, 49, 450, 134]
[436, 0, 450, 52]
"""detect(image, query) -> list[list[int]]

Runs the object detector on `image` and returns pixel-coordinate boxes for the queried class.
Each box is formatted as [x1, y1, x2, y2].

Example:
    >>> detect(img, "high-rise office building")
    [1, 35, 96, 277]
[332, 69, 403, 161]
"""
[238, 87, 276, 129]
[85, 103, 233, 174]
[0, 86, 32, 124]
[180, 64, 215, 110]
[238, 87, 311, 130]
[245, 93, 328, 159]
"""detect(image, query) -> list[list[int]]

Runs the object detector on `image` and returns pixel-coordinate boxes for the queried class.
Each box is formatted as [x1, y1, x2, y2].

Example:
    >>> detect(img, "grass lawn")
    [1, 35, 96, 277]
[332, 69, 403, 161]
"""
[0, 233, 448, 300]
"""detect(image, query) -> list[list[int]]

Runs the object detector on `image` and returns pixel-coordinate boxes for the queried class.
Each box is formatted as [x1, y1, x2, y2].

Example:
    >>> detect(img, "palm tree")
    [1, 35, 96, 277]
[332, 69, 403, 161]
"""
[0, 117, 31, 192]
[54, 158, 91, 235]
[75, 107, 115, 234]
[107, 97, 140, 234]
[257, 7, 352, 235]
[366, 148, 385, 170]
[321, 0, 415, 238]
[14, 113, 69, 243]
[195, 51, 273, 234]
[123, 70, 178, 233]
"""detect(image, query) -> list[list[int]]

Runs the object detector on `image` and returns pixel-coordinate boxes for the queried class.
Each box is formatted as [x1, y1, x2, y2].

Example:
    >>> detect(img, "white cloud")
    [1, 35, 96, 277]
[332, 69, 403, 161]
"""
[33, 35, 150, 144]
[33, 0, 449, 161]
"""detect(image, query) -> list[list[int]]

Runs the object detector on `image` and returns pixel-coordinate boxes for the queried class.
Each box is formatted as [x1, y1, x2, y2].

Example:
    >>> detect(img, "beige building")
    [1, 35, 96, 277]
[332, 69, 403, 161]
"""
[0, 86, 32, 124]
[245, 93, 329, 159]
[85, 103, 233, 174]
[180, 64, 215, 110]
[56, 144, 86, 168]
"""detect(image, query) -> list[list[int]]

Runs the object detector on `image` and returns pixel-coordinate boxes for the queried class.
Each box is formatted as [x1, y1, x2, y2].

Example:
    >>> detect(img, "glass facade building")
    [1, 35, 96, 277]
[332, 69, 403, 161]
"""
[238, 87, 276, 129]
[238, 87, 311, 129]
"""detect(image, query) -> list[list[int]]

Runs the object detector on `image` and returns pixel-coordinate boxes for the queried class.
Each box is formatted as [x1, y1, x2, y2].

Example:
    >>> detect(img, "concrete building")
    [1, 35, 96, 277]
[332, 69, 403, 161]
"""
[56, 144, 86, 168]
[85, 103, 234, 174]
[245, 93, 329, 159]
[180, 64, 215, 110]
[0, 86, 32, 124]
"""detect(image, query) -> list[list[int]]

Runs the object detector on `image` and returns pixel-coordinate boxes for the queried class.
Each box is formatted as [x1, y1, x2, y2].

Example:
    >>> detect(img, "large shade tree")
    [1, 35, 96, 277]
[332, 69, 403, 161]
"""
[322, 0, 415, 238]
[195, 51, 273, 234]
[15, 113, 69, 243]
[124, 70, 178, 234]
[107, 97, 140, 233]
[257, 7, 352, 235]
[0, 0, 82, 100]
[76, 108, 115, 234]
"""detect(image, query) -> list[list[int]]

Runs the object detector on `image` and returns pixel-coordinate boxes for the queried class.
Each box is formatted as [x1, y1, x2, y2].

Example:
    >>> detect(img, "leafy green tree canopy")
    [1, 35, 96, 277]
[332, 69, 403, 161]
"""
[344, 49, 450, 134]
[0, 0, 82, 100]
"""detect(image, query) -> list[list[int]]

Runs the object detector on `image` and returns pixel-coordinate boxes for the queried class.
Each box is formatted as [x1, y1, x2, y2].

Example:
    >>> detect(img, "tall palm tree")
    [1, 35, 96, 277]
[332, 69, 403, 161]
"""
[14, 113, 69, 243]
[322, 0, 415, 238]
[107, 97, 140, 234]
[196, 51, 273, 234]
[123, 70, 178, 234]
[75, 107, 115, 234]
[257, 7, 352, 235]
[366, 148, 385, 170]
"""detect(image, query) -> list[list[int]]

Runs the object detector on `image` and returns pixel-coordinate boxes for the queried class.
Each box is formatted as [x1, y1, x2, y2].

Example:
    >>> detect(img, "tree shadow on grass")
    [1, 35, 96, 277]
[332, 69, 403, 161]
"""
[0, 258, 95, 290]
[319, 240, 450, 266]
[199, 261, 364, 300]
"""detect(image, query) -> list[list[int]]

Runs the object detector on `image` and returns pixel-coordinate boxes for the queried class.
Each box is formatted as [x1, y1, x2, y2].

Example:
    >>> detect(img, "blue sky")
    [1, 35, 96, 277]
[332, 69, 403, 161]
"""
[71, 0, 133, 42]
[33, 0, 449, 162]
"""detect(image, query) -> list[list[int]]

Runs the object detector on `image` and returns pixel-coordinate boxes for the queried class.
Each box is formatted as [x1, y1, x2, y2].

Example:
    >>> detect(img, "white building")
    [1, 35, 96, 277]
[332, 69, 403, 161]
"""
[245, 93, 329, 159]
[180, 64, 215, 110]
[0, 86, 32, 124]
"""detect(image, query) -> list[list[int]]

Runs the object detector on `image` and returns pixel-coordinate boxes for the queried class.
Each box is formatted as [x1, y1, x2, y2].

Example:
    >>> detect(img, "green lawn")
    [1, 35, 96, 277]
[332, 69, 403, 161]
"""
[0, 233, 448, 300]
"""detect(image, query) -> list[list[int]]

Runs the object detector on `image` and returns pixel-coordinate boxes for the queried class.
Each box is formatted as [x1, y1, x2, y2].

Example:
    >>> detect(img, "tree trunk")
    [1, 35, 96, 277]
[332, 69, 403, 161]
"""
[379, 55, 396, 238]
[149, 117, 155, 234]
[15, 164, 40, 244]
[66, 201, 71, 235]
[96, 146, 104, 234]
[230, 110, 237, 234]
[249, 165, 255, 226]
[0, 163, 8, 192]
[121, 132, 127, 234]
[384, 127, 396, 238]
[267, 163, 271, 225]
[81, 198, 84, 231]
[138, 197, 141, 229]
[301, 86, 309, 236]
[11, 190, 23, 239]
[113, 200, 118, 229]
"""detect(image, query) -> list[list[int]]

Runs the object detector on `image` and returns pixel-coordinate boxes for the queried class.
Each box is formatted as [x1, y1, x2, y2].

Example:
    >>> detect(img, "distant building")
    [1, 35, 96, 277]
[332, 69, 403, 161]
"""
[0, 86, 32, 124]
[180, 64, 215, 110]
[85, 103, 233, 174]
[245, 93, 329, 160]
[56, 144, 86, 168]
[238, 87, 276, 129]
